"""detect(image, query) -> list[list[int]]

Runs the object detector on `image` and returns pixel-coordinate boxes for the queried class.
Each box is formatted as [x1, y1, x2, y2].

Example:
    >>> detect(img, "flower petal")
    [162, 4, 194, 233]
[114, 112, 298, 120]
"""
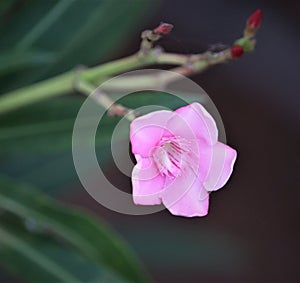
[197, 138, 214, 182]
[130, 110, 174, 157]
[132, 157, 165, 205]
[170, 102, 218, 145]
[162, 173, 209, 217]
[203, 142, 237, 191]
[160, 163, 209, 217]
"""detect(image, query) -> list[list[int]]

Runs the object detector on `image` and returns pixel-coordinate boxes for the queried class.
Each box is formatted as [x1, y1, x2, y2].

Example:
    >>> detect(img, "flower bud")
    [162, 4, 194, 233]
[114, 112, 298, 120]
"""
[230, 45, 244, 58]
[247, 9, 262, 30]
[153, 23, 173, 35]
[244, 9, 262, 37]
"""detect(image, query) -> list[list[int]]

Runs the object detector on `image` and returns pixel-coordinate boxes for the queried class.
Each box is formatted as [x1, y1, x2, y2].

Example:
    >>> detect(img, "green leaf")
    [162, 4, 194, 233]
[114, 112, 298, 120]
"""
[0, 96, 113, 153]
[0, 50, 56, 75]
[0, 95, 113, 192]
[0, 215, 128, 283]
[0, 0, 156, 92]
[0, 231, 76, 283]
[0, 177, 148, 283]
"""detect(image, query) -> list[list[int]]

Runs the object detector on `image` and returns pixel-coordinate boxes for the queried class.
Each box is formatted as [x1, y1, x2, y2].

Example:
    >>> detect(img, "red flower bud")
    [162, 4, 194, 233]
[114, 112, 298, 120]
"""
[153, 23, 173, 35]
[231, 45, 244, 58]
[247, 9, 262, 30]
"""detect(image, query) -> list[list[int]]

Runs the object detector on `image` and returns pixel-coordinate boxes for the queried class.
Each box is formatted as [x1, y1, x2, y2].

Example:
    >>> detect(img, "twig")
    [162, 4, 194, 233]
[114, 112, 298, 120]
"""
[0, 10, 262, 115]
[75, 79, 136, 121]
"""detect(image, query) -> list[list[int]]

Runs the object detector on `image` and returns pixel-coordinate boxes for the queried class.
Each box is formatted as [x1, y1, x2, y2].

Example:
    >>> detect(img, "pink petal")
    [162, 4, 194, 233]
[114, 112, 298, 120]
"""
[132, 157, 166, 205]
[203, 142, 237, 191]
[162, 172, 209, 217]
[197, 138, 214, 182]
[161, 167, 209, 217]
[170, 102, 218, 145]
[130, 110, 174, 157]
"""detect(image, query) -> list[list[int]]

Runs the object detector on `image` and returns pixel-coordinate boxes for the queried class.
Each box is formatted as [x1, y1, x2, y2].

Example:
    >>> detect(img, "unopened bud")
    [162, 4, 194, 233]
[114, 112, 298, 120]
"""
[247, 9, 262, 30]
[244, 9, 262, 37]
[153, 23, 173, 35]
[230, 45, 244, 58]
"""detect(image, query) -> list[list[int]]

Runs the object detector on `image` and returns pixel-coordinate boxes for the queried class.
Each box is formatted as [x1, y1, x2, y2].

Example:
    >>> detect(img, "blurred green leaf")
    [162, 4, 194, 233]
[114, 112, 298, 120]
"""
[0, 215, 128, 283]
[0, 227, 80, 283]
[0, 95, 114, 192]
[0, 50, 56, 75]
[1, 221, 92, 283]
[0, 177, 148, 283]
[0, 96, 113, 153]
[0, 0, 156, 92]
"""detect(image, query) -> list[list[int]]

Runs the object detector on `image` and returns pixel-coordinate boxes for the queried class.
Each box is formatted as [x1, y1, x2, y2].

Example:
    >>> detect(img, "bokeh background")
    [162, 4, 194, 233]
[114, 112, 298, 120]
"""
[0, 0, 299, 282]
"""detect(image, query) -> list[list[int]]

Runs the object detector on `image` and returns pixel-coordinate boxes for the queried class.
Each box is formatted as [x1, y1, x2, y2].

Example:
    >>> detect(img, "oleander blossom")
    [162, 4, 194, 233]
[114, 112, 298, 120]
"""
[130, 103, 237, 217]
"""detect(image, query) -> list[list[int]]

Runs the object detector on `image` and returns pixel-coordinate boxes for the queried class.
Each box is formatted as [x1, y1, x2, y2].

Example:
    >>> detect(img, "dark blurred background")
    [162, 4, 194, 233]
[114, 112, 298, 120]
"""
[0, 0, 299, 282]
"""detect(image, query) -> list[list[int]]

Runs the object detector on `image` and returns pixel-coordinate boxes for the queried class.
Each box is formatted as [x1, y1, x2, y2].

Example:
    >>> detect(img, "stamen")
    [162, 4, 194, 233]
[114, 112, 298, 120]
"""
[152, 136, 193, 177]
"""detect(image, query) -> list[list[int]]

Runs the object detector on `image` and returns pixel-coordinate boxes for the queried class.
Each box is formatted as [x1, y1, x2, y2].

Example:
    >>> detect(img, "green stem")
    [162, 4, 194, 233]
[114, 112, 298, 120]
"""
[0, 53, 150, 114]
[82, 54, 149, 81]
[0, 51, 191, 114]
[75, 78, 96, 94]
[101, 53, 227, 91]
[0, 35, 254, 115]
[0, 73, 72, 114]
[76, 79, 135, 121]
[156, 53, 189, 65]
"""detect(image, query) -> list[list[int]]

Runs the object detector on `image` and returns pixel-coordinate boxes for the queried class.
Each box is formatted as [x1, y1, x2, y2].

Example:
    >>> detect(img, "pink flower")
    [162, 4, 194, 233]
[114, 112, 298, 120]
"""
[130, 103, 237, 217]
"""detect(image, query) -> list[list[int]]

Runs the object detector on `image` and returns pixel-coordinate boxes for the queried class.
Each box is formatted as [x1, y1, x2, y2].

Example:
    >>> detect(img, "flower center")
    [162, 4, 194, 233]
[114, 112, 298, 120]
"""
[152, 136, 192, 177]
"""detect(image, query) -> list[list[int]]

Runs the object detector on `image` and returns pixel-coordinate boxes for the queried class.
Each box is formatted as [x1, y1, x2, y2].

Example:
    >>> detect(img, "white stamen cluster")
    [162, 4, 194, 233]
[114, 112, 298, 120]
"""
[152, 136, 191, 177]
